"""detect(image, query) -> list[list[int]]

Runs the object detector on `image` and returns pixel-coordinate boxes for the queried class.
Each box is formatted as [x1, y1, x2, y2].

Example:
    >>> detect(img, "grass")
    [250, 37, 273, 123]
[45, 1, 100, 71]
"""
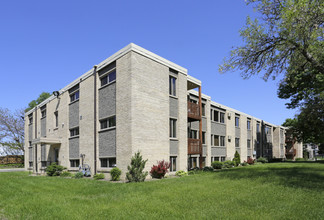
[0, 163, 24, 169]
[0, 162, 324, 219]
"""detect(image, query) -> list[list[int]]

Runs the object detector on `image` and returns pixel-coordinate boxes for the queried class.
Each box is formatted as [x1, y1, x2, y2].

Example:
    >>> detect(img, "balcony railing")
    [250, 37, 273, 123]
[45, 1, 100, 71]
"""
[188, 101, 200, 120]
[188, 138, 202, 155]
[285, 148, 296, 156]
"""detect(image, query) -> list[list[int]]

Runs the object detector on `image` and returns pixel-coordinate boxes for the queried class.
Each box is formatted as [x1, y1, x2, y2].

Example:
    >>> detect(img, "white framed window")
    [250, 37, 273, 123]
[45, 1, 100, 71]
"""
[100, 70, 116, 87]
[70, 127, 79, 137]
[70, 90, 80, 102]
[170, 118, 177, 138]
[100, 158, 116, 168]
[169, 76, 176, 96]
[100, 116, 116, 130]
[170, 156, 177, 172]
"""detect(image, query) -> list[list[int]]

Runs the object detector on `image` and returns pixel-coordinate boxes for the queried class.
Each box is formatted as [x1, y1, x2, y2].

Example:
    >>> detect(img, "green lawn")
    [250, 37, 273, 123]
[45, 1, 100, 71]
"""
[0, 162, 324, 219]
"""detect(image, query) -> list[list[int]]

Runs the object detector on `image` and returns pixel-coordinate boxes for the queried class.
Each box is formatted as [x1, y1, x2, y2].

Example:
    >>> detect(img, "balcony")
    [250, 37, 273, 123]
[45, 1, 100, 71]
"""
[188, 101, 200, 121]
[188, 138, 202, 155]
[286, 148, 296, 156]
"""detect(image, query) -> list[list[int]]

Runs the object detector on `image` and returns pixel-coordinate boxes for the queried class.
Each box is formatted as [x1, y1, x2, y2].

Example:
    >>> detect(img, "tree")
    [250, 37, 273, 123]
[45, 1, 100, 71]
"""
[25, 92, 51, 112]
[233, 151, 241, 166]
[126, 151, 148, 182]
[219, 0, 324, 143]
[0, 108, 24, 155]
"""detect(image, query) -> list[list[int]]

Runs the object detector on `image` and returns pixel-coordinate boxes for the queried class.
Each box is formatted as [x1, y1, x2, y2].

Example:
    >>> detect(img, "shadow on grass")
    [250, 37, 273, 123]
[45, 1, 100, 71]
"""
[216, 162, 324, 191]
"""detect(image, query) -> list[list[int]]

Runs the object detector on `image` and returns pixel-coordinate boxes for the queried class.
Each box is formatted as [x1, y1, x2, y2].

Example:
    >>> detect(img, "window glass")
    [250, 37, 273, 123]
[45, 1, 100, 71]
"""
[247, 139, 251, 148]
[202, 104, 205, 116]
[235, 117, 240, 127]
[169, 76, 176, 96]
[220, 112, 225, 123]
[247, 120, 251, 130]
[214, 110, 219, 122]
[220, 136, 225, 146]
[170, 119, 177, 138]
[170, 156, 177, 172]
[235, 138, 240, 148]
[214, 135, 219, 146]
[109, 70, 116, 82]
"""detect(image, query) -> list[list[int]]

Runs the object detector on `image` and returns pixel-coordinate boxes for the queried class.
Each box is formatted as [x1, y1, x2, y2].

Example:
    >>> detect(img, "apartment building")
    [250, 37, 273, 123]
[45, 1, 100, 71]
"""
[24, 43, 302, 178]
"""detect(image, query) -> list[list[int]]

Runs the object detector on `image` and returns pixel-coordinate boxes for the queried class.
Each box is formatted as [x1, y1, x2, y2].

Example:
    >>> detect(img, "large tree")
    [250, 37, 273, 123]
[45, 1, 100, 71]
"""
[0, 108, 24, 155]
[219, 0, 324, 143]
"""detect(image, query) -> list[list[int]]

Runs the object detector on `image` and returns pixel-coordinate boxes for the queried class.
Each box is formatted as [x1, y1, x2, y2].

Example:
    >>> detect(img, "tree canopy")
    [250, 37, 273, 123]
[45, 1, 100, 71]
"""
[25, 92, 51, 112]
[220, 0, 324, 144]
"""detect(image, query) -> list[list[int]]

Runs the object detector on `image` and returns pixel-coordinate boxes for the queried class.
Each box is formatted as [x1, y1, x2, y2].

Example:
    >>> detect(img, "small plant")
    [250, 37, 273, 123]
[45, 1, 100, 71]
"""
[233, 151, 241, 166]
[45, 163, 66, 176]
[257, 157, 268, 163]
[211, 161, 223, 169]
[175, 170, 187, 177]
[126, 151, 148, 182]
[60, 171, 72, 178]
[93, 173, 105, 180]
[247, 157, 255, 165]
[203, 166, 214, 172]
[73, 172, 84, 179]
[223, 160, 235, 168]
[111, 167, 122, 181]
[150, 160, 170, 179]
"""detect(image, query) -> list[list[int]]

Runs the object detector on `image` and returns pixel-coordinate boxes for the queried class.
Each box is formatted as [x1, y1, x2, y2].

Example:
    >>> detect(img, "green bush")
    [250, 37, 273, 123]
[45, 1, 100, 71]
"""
[257, 157, 268, 163]
[111, 167, 122, 181]
[45, 163, 66, 176]
[295, 158, 306, 161]
[211, 161, 223, 169]
[93, 173, 105, 180]
[73, 172, 84, 179]
[233, 151, 241, 166]
[254, 162, 263, 165]
[203, 166, 214, 172]
[223, 160, 235, 168]
[126, 151, 148, 182]
[175, 170, 187, 177]
[241, 162, 249, 166]
[60, 171, 72, 178]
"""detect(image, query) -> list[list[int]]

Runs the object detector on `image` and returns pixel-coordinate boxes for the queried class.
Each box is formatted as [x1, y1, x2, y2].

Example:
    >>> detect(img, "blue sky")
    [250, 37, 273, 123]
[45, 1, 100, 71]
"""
[0, 0, 296, 125]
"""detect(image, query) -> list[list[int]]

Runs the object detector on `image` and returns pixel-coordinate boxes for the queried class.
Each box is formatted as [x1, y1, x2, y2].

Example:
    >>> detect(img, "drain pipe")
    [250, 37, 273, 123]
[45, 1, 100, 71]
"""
[93, 65, 97, 175]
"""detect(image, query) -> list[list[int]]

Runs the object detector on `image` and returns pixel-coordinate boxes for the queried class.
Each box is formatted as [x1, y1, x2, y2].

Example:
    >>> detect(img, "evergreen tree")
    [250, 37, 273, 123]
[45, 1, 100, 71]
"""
[126, 151, 148, 182]
[233, 151, 241, 166]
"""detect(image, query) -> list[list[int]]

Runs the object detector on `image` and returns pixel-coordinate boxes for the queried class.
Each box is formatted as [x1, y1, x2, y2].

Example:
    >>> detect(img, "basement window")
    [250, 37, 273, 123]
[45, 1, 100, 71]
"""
[70, 159, 80, 167]
[100, 158, 116, 168]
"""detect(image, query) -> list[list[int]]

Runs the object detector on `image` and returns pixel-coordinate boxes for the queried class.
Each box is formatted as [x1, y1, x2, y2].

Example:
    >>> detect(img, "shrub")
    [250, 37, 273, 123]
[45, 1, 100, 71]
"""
[223, 160, 235, 168]
[175, 170, 187, 177]
[247, 157, 255, 165]
[126, 151, 148, 182]
[93, 173, 105, 180]
[203, 166, 214, 172]
[60, 171, 72, 178]
[254, 162, 263, 165]
[295, 158, 306, 161]
[150, 160, 170, 179]
[211, 161, 223, 169]
[257, 157, 268, 163]
[241, 162, 248, 166]
[73, 172, 84, 179]
[233, 151, 241, 166]
[111, 167, 122, 181]
[45, 163, 66, 176]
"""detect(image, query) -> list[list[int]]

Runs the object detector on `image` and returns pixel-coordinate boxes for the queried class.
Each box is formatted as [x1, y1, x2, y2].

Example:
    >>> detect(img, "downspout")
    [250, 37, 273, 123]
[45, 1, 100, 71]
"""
[93, 65, 97, 175]
[34, 107, 38, 173]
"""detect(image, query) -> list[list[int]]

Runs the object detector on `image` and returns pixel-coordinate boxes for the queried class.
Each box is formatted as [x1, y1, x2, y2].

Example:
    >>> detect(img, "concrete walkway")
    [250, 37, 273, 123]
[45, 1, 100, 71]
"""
[0, 168, 25, 172]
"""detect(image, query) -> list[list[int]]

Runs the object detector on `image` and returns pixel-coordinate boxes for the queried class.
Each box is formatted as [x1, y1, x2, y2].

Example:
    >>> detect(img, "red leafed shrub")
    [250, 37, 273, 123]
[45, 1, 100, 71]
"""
[150, 160, 170, 179]
[247, 157, 255, 165]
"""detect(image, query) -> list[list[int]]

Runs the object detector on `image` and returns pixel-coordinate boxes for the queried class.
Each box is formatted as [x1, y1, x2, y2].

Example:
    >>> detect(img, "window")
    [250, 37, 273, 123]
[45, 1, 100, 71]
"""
[170, 118, 177, 138]
[54, 111, 58, 128]
[202, 132, 206, 144]
[190, 130, 197, 139]
[220, 112, 225, 123]
[170, 156, 177, 172]
[247, 139, 251, 148]
[70, 159, 80, 167]
[202, 104, 205, 117]
[70, 127, 79, 137]
[257, 123, 260, 132]
[211, 157, 220, 162]
[247, 120, 251, 130]
[235, 116, 240, 127]
[189, 157, 197, 169]
[100, 158, 116, 168]
[169, 76, 176, 96]
[210, 109, 213, 120]
[41, 161, 47, 167]
[28, 114, 33, 124]
[100, 116, 116, 130]
[29, 162, 33, 167]
[70, 90, 80, 102]
[220, 136, 225, 146]
[235, 138, 240, 148]
[211, 135, 213, 145]
[41, 106, 46, 118]
[201, 157, 206, 167]
[221, 157, 226, 162]
[214, 110, 219, 122]
[214, 135, 219, 146]
[100, 70, 116, 87]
